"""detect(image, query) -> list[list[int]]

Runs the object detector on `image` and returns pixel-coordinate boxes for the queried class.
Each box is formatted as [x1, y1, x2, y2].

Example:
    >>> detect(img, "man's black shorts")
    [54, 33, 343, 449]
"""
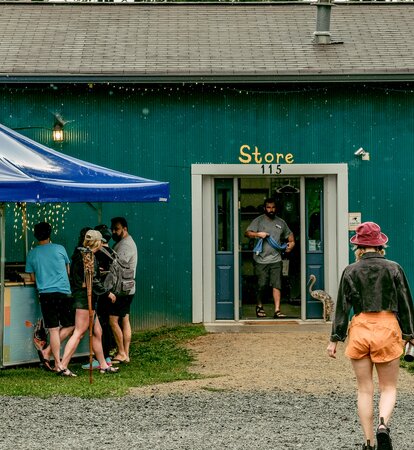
[38, 292, 75, 329]
[108, 294, 134, 318]
[254, 262, 282, 290]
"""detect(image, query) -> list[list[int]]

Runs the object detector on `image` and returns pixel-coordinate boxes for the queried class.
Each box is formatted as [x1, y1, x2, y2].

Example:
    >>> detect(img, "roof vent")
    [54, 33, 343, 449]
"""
[313, 0, 333, 45]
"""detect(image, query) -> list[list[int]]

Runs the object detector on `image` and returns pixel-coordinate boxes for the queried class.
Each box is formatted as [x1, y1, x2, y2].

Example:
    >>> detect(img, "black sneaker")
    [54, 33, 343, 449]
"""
[376, 418, 392, 450]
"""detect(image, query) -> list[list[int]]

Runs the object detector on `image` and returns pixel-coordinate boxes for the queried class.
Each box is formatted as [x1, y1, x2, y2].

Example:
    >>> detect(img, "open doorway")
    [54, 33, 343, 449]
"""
[239, 177, 301, 319]
[192, 163, 348, 325]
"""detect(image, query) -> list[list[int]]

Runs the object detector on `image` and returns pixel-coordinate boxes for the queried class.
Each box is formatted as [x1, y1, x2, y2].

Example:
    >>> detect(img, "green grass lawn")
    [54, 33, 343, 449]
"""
[400, 357, 414, 374]
[0, 324, 207, 398]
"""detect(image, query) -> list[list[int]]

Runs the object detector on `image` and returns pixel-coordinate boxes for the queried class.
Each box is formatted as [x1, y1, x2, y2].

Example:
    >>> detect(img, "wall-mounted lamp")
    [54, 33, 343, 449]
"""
[52, 113, 72, 142]
[354, 147, 370, 161]
[52, 122, 64, 142]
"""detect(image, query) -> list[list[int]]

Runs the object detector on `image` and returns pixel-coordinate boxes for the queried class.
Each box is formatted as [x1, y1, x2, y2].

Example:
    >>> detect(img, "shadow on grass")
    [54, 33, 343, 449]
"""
[0, 324, 207, 398]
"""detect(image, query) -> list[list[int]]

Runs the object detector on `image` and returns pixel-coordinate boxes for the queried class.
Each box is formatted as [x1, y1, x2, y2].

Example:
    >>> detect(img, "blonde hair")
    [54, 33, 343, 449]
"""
[83, 238, 101, 251]
[353, 246, 386, 262]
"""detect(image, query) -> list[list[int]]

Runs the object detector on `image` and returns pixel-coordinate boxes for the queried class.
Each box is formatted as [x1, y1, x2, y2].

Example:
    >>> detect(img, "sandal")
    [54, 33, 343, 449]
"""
[256, 306, 266, 318]
[42, 359, 55, 373]
[362, 440, 375, 450]
[376, 417, 392, 450]
[99, 366, 119, 374]
[57, 368, 77, 377]
[36, 350, 54, 373]
[111, 357, 129, 364]
[273, 310, 287, 319]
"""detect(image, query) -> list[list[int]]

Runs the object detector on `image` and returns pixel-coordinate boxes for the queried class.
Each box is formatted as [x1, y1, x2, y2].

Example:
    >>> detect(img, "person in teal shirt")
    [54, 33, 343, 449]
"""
[25, 222, 74, 372]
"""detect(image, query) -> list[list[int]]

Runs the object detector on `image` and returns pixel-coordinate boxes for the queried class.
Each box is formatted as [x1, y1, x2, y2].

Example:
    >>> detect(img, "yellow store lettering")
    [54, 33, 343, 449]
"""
[238, 145, 294, 164]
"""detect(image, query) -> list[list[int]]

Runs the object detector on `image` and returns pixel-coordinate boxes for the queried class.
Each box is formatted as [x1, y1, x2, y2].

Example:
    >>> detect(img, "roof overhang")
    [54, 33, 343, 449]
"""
[1, 73, 414, 84]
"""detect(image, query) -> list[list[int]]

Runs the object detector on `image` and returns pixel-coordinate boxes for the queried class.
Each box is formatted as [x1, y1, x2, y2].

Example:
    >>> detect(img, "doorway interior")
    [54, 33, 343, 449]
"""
[215, 175, 326, 321]
[239, 177, 301, 320]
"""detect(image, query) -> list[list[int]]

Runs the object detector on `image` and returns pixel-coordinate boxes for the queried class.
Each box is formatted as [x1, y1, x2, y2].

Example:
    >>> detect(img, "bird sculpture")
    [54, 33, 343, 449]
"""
[308, 274, 334, 322]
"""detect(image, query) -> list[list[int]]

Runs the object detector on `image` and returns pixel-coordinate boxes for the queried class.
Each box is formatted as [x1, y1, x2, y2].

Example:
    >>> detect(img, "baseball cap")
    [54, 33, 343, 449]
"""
[84, 229, 106, 243]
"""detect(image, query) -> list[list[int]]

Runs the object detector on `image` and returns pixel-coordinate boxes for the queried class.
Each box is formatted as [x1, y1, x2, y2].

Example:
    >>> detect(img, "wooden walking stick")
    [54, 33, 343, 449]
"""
[82, 249, 95, 385]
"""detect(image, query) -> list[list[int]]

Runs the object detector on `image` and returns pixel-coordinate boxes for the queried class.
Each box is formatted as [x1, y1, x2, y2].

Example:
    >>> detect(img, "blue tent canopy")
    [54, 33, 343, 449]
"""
[0, 124, 169, 203]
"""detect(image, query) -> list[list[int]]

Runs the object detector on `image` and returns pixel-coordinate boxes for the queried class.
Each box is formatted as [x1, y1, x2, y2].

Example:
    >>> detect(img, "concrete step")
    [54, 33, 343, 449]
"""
[204, 320, 331, 333]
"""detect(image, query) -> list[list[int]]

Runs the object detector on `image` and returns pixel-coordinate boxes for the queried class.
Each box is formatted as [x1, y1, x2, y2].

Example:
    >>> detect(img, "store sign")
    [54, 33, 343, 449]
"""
[238, 144, 295, 165]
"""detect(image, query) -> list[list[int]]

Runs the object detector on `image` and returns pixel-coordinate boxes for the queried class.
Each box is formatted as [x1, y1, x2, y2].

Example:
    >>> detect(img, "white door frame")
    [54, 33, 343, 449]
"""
[191, 164, 348, 324]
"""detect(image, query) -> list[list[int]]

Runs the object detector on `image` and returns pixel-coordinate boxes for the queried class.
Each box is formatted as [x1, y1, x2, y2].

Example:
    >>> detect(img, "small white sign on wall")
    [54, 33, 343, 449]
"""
[348, 212, 361, 231]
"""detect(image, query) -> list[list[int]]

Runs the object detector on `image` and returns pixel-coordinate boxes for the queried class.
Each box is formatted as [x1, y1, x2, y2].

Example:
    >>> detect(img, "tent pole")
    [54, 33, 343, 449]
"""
[21, 203, 28, 255]
[97, 203, 102, 224]
[86, 202, 103, 224]
[0, 203, 5, 368]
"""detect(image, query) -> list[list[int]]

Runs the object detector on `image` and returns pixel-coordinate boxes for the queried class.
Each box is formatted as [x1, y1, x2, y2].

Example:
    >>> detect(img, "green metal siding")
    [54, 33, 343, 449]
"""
[1, 83, 413, 328]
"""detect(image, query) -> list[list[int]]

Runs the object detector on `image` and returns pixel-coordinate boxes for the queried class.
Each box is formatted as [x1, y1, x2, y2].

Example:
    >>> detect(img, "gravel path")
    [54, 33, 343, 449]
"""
[1, 328, 414, 450]
[1, 392, 414, 449]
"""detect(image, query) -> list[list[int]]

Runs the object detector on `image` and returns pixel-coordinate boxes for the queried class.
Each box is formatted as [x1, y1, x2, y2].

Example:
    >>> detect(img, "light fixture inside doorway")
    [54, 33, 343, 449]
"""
[276, 179, 300, 193]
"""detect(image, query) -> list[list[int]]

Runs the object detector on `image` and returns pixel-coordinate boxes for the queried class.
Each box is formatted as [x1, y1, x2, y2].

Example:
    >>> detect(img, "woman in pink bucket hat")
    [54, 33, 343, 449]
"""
[327, 222, 414, 450]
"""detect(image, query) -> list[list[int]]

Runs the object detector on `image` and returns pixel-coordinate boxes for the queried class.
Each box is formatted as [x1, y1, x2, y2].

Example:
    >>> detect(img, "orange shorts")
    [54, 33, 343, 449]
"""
[345, 311, 404, 363]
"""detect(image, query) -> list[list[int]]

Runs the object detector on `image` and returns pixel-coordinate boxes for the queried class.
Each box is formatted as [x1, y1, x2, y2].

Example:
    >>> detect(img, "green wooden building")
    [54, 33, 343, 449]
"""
[0, 2, 413, 332]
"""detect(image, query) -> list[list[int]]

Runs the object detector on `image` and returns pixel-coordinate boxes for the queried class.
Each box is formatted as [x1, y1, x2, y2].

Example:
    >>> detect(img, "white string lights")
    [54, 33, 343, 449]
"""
[8, 202, 70, 244]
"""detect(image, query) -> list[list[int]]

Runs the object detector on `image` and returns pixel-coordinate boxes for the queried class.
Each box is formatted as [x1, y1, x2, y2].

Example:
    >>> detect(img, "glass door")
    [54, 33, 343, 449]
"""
[215, 179, 234, 319]
[305, 178, 325, 319]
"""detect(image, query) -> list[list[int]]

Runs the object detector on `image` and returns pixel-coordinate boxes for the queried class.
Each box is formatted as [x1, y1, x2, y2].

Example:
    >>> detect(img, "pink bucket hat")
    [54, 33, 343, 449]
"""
[350, 221, 388, 247]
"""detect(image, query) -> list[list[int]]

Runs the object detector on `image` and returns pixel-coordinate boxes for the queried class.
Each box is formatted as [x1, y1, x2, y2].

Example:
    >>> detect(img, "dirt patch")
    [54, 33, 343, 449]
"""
[130, 329, 414, 396]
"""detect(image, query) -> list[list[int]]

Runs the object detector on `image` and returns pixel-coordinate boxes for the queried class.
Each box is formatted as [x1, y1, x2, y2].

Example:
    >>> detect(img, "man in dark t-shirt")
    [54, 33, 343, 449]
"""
[245, 198, 295, 319]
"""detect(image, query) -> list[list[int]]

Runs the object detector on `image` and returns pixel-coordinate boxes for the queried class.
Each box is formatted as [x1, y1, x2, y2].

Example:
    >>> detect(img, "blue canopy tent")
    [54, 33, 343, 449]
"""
[0, 123, 169, 203]
[0, 123, 169, 367]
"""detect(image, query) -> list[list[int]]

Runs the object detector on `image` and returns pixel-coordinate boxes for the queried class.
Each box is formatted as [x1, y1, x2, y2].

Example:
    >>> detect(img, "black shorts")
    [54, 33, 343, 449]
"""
[97, 293, 111, 317]
[254, 262, 282, 290]
[108, 294, 134, 318]
[38, 292, 75, 329]
[73, 292, 98, 311]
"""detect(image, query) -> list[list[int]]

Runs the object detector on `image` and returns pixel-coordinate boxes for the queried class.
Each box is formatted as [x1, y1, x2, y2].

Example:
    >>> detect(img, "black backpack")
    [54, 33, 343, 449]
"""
[99, 247, 135, 296]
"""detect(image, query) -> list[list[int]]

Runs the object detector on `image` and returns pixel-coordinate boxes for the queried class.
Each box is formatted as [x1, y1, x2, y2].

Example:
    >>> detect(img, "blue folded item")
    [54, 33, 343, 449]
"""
[253, 237, 287, 255]
[253, 239, 263, 255]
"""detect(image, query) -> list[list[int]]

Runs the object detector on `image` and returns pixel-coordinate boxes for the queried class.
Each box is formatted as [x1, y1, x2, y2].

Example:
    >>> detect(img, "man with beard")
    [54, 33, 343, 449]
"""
[109, 217, 138, 364]
[245, 198, 295, 319]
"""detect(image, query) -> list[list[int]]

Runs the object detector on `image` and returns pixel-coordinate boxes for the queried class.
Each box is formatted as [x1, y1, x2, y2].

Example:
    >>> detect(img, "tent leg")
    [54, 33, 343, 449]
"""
[86, 202, 103, 224]
[0, 203, 5, 368]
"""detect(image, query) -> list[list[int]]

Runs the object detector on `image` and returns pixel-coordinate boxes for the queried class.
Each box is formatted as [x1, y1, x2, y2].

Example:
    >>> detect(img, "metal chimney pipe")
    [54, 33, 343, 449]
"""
[313, 0, 333, 45]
